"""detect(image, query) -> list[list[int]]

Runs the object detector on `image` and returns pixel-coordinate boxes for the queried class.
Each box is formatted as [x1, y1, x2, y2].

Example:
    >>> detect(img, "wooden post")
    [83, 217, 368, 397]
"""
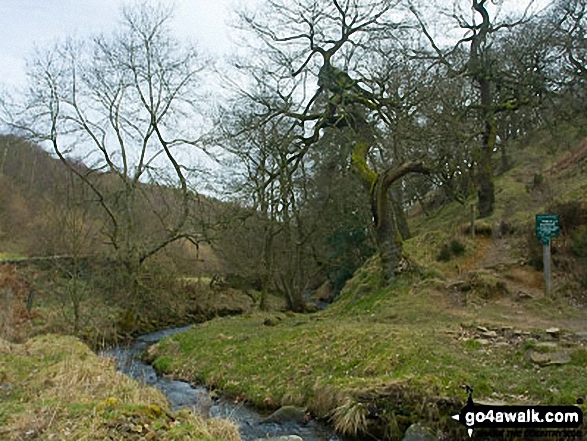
[470, 204, 476, 238]
[543, 240, 552, 297]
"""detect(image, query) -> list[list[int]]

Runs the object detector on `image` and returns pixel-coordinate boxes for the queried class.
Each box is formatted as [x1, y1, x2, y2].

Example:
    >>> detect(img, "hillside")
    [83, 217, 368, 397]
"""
[149, 133, 587, 440]
[0, 135, 262, 347]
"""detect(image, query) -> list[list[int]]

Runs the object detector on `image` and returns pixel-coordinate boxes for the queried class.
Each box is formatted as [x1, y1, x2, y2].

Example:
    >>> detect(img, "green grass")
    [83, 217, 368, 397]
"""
[151, 129, 587, 439]
[0, 253, 26, 262]
[151, 268, 587, 437]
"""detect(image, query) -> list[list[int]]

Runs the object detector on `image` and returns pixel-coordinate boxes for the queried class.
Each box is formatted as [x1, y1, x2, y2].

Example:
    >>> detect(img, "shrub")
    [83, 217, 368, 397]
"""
[436, 239, 466, 262]
[549, 201, 587, 233]
[449, 239, 466, 256]
[436, 244, 452, 262]
[498, 220, 516, 236]
[571, 226, 587, 258]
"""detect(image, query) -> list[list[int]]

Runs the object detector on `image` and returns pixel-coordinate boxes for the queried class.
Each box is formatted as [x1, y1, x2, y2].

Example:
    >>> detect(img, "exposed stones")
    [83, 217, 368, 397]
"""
[194, 389, 212, 418]
[575, 331, 587, 341]
[525, 349, 571, 366]
[516, 290, 534, 300]
[547, 352, 572, 365]
[402, 422, 437, 441]
[475, 339, 491, 346]
[253, 437, 303, 441]
[263, 316, 281, 327]
[533, 342, 559, 352]
[546, 328, 561, 338]
[260, 406, 309, 425]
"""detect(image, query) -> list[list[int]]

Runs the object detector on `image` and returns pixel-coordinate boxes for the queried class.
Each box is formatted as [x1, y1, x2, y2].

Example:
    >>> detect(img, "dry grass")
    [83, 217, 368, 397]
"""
[0, 334, 240, 440]
[0, 264, 31, 342]
[330, 398, 368, 436]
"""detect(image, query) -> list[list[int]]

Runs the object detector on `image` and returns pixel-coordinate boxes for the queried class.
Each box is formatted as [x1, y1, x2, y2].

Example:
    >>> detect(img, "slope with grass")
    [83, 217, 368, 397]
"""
[0, 334, 240, 440]
[150, 135, 587, 439]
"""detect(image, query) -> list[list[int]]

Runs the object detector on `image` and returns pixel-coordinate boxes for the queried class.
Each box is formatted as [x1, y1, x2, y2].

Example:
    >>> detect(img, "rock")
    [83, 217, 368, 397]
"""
[526, 350, 571, 366]
[314, 281, 334, 302]
[476, 398, 508, 406]
[264, 316, 281, 327]
[575, 331, 587, 341]
[481, 330, 498, 338]
[547, 352, 572, 365]
[305, 303, 319, 313]
[534, 342, 559, 352]
[253, 437, 303, 441]
[476, 326, 489, 333]
[517, 290, 534, 300]
[475, 339, 491, 346]
[260, 406, 309, 425]
[402, 422, 437, 441]
[194, 389, 212, 418]
[546, 328, 561, 338]
[526, 350, 551, 366]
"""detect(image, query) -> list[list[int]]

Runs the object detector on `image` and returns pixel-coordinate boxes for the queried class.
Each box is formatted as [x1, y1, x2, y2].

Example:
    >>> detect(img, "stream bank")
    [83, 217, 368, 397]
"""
[103, 326, 345, 441]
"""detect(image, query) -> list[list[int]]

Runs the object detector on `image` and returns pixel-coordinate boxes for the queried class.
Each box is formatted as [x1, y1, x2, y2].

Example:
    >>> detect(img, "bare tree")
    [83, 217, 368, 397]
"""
[411, 0, 542, 217]
[235, 0, 431, 283]
[6, 4, 209, 303]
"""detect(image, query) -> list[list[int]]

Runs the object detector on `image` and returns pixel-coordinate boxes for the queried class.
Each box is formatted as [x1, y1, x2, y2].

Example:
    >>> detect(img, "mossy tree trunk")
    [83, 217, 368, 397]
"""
[476, 75, 497, 219]
[351, 136, 429, 283]
[470, 0, 496, 219]
[391, 183, 411, 241]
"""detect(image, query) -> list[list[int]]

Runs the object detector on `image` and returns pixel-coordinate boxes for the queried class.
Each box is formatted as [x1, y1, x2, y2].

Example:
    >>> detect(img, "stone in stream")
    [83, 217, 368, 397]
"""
[253, 436, 303, 441]
[402, 422, 437, 441]
[194, 389, 213, 418]
[260, 406, 310, 425]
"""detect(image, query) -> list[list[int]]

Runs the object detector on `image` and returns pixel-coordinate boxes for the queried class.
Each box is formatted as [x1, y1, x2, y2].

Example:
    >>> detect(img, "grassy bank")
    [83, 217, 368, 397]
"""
[0, 334, 240, 440]
[150, 246, 587, 439]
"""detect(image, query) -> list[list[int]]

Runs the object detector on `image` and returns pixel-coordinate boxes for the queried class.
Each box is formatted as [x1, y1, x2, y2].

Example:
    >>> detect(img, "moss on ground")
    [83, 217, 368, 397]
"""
[0, 334, 240, 440]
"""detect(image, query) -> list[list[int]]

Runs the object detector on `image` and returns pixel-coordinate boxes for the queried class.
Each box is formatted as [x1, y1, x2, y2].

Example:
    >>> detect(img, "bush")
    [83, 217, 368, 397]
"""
[549, 201, 587, 233]
[498, 220, 516, 236]
[449, 239, 466, 256]
[436, 244, 452, 262]
[571, 226, 587, 258]
[436, 239, 466, 262]
[463, 221, 493, 237]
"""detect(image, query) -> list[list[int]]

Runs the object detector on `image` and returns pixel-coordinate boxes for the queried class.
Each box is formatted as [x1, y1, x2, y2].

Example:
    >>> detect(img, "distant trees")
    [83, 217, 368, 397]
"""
[412, 0, 545, 218]
[6, 4, 210, 304]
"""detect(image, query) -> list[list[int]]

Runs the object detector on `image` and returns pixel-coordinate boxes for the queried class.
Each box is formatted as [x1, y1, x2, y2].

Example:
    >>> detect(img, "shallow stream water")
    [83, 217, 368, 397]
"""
[103, 326, 345, 441]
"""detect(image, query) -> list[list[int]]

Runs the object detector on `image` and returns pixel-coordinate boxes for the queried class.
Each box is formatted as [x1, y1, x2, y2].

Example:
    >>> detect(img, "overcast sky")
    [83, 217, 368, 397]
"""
[0, 0, 551, 91]
[0, 0, 239, 90]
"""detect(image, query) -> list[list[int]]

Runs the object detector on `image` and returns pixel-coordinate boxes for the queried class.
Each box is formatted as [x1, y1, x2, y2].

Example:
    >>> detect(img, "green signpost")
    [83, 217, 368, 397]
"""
[535, 214, 560, 297]
[535, 214, 560, 245]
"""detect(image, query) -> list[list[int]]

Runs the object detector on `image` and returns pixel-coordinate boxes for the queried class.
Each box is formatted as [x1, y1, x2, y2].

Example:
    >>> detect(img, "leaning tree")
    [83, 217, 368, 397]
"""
[236, 0, 432, 283]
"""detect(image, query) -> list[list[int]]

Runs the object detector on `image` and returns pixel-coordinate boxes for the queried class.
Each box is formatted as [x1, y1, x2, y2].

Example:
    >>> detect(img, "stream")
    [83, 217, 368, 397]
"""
[103, 326, 345, 441]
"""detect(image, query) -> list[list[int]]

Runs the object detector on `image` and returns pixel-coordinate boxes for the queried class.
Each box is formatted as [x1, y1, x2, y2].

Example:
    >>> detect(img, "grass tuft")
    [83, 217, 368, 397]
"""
[330, 398, 368, 436]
